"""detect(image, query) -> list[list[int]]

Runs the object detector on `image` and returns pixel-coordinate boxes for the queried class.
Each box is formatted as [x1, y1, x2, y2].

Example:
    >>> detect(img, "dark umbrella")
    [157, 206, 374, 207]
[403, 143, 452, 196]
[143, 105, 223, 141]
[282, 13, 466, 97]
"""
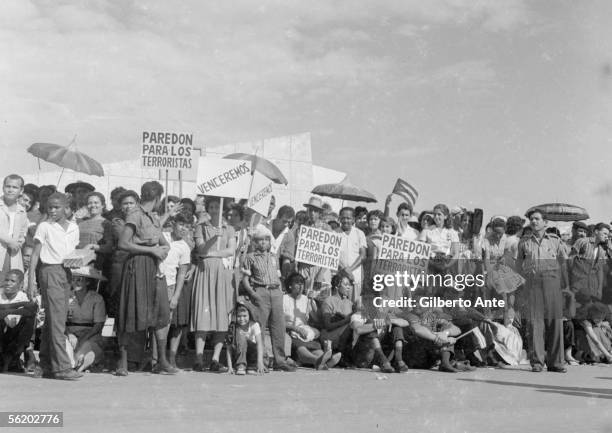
[223, 153, 288, 185]
[27, 142, 105, 179]
[311, 177, 377, 203]
[525, 203, 589, 222]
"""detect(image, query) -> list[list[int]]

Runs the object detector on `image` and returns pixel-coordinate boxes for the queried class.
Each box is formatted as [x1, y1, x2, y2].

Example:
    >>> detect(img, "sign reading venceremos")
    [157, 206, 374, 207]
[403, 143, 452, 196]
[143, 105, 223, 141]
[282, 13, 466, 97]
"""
[295, 226, 342, 270]
[378, 234, 430, 271]
[195, 157, 252, 199]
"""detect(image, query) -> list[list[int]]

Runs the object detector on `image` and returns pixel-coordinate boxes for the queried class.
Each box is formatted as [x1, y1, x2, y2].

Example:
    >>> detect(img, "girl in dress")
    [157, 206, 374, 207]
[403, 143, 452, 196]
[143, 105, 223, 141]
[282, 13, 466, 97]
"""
[190, 197, 237, 372]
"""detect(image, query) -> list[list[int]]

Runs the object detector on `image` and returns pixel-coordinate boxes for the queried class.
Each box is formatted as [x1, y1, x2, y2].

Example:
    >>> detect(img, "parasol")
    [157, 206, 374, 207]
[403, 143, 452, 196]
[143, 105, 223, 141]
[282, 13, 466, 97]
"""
[27, 141, 105, 182]
[525, 203, 589, 222]
[223, 153, 288, 185]
[311, 177, 377, 203]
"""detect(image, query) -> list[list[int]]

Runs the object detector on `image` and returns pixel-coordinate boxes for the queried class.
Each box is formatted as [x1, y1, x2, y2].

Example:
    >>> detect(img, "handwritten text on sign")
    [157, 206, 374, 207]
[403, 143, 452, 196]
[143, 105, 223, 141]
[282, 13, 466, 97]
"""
[195, 157, 252, 199]
[295, 226, 342, 270]
[141, 132, 194, 170]
[378, 234, 430, 271]
[248, 170, 274, 216]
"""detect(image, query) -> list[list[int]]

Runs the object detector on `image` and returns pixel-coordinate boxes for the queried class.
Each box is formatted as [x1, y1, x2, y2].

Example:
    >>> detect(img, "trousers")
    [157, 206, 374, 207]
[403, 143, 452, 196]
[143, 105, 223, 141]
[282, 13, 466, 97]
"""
[252, 286, 286, 365]
[39, 264, 72, 373]
[525, 272, 564, 369]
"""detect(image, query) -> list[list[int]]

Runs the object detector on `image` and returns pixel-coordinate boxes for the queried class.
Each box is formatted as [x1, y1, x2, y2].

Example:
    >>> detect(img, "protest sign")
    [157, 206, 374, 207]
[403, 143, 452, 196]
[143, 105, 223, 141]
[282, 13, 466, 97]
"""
[247, 170, 274, 216]
[195, 157, 252, 199]
[295, 226, 342, 270]
[378, 234, 430, 271]
[141, 131, 198, 181]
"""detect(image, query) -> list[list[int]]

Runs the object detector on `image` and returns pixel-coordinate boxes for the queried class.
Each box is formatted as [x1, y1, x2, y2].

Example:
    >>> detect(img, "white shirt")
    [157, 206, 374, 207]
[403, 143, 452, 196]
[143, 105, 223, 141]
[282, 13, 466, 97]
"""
[34, 220, 79, 264]
[0, 290, 29, 328]
[398, 224, 420, 241]
[161, 232, 191, 286]
[339, 227, 367, 274]
[7, 211, 15, 238]
[283, 293, 309, 327]
[418, 227, 459, 256]
[237, 321, 261, 344]
[271, 226, 289, 256]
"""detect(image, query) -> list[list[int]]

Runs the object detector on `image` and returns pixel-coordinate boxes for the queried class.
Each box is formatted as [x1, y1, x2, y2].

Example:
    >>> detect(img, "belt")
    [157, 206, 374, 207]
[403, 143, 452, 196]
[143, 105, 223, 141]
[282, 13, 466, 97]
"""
[66, 322, 94, 327]
[254, 284, 280, 290]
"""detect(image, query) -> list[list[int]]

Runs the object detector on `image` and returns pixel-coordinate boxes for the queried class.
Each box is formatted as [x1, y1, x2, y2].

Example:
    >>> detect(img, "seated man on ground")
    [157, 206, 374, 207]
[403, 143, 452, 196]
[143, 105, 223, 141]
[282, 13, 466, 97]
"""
[349, 299, 395, 373]
[401, 303, 471, 373]
[283, 272, 340, 370]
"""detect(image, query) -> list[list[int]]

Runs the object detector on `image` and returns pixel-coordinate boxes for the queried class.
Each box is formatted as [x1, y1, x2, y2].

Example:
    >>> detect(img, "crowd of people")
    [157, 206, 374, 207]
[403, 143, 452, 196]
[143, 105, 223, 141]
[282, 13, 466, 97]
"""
[1, 173, 612, 381]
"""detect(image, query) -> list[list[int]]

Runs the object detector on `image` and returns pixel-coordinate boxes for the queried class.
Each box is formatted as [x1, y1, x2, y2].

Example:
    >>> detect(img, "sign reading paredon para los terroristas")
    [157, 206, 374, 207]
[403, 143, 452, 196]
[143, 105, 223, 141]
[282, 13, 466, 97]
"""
[140, 131, 198, 180]
[295, 226, 342, 270]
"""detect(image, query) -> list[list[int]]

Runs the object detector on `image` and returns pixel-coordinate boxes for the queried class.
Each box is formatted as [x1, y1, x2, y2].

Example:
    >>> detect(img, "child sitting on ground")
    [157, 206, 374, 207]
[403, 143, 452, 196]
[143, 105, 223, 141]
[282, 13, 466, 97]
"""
[228, 304, 266, 375]
[0, 269, 37, 372]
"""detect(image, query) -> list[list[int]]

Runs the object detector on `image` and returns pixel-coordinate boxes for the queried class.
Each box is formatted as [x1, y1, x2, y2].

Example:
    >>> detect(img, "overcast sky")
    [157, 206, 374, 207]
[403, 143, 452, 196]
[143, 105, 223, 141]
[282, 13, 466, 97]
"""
[2, 0, 612, 221]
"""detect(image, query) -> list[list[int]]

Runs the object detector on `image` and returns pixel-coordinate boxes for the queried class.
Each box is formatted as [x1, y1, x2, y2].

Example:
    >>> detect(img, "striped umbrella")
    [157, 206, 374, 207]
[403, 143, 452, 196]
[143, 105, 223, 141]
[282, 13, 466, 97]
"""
[311, 177, 377, 203]
[27, 142, 104, 177]
[223, 153, 288, 185]
[525, 203, 589, 222]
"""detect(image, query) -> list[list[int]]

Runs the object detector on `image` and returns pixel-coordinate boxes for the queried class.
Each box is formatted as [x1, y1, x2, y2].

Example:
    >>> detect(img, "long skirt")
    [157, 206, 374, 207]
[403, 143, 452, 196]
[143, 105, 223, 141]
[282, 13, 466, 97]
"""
[117, 254, 170, 335]
[190, 257, 234, 332]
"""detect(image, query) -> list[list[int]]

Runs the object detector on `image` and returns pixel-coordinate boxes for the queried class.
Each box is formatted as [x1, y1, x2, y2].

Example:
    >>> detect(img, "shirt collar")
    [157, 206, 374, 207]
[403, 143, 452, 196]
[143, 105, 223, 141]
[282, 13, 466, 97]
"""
[0, 197, 25, 214]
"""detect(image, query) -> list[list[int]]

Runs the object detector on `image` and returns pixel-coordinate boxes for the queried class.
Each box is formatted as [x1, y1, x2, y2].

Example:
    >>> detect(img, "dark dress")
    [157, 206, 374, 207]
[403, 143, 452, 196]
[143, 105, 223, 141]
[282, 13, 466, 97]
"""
[117, 206, 169, 335]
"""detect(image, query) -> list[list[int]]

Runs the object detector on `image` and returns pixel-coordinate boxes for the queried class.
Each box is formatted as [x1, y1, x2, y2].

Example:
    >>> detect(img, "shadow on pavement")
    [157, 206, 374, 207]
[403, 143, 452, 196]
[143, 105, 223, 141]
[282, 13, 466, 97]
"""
[457, 378, 612, 400]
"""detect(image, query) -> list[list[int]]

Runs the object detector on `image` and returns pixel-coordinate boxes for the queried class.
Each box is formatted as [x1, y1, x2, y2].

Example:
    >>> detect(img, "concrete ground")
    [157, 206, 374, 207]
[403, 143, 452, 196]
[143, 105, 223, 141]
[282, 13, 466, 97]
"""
[3, 364, 611, 433]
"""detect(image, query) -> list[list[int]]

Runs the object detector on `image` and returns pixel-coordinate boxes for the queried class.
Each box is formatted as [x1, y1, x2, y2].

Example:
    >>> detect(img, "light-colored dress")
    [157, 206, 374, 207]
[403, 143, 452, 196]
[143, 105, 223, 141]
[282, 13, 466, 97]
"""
[484, 235, 525, 295]
[190, 223, 235, 332]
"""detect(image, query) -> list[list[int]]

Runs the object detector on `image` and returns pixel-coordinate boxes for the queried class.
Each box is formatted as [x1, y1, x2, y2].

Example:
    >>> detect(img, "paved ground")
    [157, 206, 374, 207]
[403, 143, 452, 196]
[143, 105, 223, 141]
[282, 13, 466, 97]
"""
[3, 364, 612, 433]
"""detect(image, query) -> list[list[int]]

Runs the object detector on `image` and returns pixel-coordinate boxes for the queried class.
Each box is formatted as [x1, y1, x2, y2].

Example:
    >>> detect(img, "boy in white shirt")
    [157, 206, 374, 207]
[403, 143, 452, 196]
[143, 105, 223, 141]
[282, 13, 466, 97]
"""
[161, 214, 192, 368]
[28, 193, 80, 380]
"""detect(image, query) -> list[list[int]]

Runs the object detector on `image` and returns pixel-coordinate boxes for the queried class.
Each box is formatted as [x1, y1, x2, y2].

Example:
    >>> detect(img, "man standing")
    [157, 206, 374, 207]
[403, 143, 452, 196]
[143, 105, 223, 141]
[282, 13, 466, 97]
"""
[269, 205, 296, 279]
[516, 208, 568, 373]
[569, 223, 610, 301]
[0, 175, 29, 282]
[297, 197, 332, 296]
[338, 207, 367, 303]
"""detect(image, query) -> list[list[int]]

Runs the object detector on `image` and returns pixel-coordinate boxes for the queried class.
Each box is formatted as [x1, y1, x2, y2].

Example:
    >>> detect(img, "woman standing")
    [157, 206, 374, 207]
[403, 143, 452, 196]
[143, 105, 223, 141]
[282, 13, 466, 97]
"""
[78, 192, 113, 272]
[107, 190, 139, 318]
[116, 181, 175, 376]
[483, 219, 525, 315]
[418, 204, 459, 296]
[191, 197, 236, 372]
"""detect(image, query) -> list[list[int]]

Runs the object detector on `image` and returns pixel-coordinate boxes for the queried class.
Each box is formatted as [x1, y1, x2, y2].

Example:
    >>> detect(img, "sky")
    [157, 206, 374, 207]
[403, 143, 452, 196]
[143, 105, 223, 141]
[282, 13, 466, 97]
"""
[2, 0, 612, 221]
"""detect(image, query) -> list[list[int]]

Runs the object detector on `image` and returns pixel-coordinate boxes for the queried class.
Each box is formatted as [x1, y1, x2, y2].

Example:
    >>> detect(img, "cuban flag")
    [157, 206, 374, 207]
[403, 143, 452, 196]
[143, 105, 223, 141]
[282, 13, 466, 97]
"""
[392, 178, 419, 209]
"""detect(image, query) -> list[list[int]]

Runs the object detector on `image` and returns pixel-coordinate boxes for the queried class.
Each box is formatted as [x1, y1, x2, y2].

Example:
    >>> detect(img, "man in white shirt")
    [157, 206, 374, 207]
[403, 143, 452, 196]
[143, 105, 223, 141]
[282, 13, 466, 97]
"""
[0, 175, 29, 282]
[338, 208, 367, 302]
[29, 193, 81, 380]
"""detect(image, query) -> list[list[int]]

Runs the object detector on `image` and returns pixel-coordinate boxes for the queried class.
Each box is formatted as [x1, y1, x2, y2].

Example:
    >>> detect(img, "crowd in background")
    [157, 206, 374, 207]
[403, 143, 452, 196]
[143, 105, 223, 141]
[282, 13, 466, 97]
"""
[1, 173, 612, 380]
